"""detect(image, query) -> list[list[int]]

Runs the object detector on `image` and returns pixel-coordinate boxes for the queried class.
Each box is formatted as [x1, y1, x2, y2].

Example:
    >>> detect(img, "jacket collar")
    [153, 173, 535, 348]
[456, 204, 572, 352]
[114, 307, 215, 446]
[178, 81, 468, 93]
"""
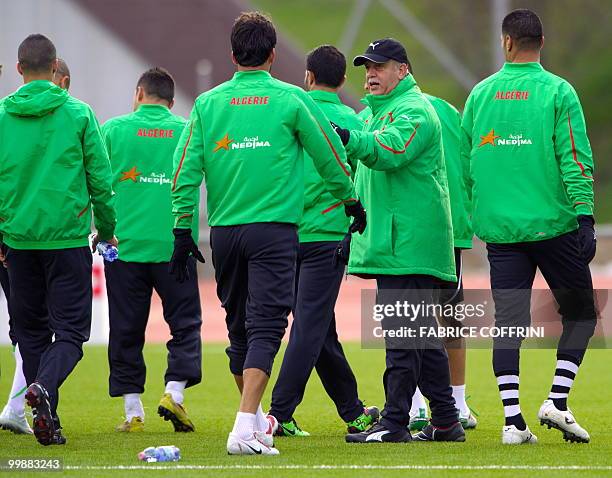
[308, 90, 342, 104]
[232, 70, 272, 81]
[135, 104, 172, 116]
[501, 62, 544, 73]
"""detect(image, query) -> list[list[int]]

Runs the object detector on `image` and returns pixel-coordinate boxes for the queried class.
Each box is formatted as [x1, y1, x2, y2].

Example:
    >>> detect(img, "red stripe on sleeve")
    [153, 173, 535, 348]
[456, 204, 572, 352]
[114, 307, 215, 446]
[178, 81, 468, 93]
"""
[567, 113, 593, 180]
[77, 201, 91, 218]
[317, 124, 350, 177]
[172, 123, 194, 191]
[375, 124, 419, 154]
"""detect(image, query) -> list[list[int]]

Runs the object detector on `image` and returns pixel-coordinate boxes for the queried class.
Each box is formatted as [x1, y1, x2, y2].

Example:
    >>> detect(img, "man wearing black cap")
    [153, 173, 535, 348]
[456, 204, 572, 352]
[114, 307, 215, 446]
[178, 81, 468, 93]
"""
[333, 38, 465, 443]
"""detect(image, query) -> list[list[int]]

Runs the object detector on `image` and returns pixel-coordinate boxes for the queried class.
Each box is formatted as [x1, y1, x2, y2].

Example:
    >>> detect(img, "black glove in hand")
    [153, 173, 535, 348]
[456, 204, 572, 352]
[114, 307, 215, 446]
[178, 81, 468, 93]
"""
[330, 121, 350, 146]
[169, 228, 205, 283]
[577, 215, 596, 263]
[332, 233, 352, 269]
[344, 200, 367, 234]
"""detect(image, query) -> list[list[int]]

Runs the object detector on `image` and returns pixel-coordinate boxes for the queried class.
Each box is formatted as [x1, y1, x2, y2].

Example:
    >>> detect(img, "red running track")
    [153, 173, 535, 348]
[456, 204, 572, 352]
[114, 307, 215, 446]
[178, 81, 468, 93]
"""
[145, 274, 612, 343]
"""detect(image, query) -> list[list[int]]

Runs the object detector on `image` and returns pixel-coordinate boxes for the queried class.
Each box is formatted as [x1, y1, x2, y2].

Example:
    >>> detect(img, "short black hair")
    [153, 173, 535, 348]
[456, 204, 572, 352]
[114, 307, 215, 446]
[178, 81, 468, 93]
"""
[56, 58, 70, 89]
[56, 58, 70, 78]
[18, 34, 56, 73]
[231, 12, 277, 67]
[306, 45, 346, 88]
[502, 9, 543, 51]
[136, 67, 175, 103]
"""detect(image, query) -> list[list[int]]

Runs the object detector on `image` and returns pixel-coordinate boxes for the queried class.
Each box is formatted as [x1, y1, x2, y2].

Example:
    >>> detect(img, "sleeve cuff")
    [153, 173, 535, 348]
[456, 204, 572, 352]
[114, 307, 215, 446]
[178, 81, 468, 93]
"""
[574, 203, 593, 216]
[174, 214, 194, 229]
[96, 225, 115, 241]
[345, 130, 359, 155]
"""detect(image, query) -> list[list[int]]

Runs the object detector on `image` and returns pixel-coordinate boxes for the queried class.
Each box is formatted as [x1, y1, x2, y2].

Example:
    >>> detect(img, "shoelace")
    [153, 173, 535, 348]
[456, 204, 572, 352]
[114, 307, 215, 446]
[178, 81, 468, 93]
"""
[465, 395, 480, 417]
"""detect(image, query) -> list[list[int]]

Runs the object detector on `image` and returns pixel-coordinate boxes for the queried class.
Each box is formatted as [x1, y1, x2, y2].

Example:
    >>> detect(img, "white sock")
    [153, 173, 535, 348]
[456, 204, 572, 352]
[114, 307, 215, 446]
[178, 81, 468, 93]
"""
[255, 404, 269, 432]
[410, 387, 428, 416]
[165, 380, 187, 405]
[124, 393, 144, 421]
[452, 384, 470, 416]
[8, 344, 27, 414]
[232, 412, 256, 440]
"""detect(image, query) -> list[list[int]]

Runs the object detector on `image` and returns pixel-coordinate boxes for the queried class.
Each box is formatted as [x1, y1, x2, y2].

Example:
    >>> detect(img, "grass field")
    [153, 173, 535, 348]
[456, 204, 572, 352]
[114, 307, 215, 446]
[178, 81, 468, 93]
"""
[0, 344, 611, 477]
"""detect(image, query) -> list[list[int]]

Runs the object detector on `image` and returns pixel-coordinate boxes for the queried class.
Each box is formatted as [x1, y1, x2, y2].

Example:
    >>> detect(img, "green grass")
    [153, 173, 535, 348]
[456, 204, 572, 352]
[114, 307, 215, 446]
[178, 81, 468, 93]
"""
[1, 344, 611, 477]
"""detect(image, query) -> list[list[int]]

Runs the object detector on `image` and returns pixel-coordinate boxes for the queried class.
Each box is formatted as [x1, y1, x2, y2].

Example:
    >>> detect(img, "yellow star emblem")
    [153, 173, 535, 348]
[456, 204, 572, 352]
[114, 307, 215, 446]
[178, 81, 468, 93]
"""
[120, 166, 141, 182]
[479, 129, 500, 147]
[213, 133, 234, 152]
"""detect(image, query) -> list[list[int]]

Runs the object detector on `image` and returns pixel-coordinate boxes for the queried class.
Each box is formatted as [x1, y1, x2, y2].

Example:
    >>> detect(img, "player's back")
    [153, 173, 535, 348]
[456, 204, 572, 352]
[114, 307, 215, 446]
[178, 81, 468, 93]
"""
[299, 90, 361, 242]
[463, 63, 588, 243]
[102, 105, 192, 262]
[190, 70, 324, 227]
[0, 80, 106, 249]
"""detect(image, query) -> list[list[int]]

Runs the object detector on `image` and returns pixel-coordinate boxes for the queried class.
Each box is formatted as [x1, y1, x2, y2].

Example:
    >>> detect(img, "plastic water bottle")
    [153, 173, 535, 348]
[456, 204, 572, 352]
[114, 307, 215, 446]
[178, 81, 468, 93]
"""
[96, 241, 119, 262]
[137, 446, 180, 463]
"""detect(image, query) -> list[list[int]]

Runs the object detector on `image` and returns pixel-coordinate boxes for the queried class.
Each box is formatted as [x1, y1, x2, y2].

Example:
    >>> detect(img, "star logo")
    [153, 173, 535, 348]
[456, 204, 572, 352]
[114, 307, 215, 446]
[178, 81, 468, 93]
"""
[369, 42, 380, 50]
[120, 166, 141, 182]
[479, 129, 500, 147]
[213, 133, 234, 152]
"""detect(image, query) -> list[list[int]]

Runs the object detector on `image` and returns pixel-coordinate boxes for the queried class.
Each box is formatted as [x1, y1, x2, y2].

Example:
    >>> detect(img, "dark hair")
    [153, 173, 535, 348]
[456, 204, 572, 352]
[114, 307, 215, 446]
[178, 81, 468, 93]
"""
[18, 34, 56, 73]
[306, 45, 346, 88]
[56, 58, 70, 89]
[502, 9, 543, 51]
[136, 67, 175, 103]
[231, 12, 276, 67]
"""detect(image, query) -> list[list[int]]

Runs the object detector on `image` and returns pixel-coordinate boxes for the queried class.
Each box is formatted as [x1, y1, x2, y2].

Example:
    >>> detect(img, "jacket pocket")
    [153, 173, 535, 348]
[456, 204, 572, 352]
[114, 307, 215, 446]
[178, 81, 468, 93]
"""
[391, 213, 398, 256]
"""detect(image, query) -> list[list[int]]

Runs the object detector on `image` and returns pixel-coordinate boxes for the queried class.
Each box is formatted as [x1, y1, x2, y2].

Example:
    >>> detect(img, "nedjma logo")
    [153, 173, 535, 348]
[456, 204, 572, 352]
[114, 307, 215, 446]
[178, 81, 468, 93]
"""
[479, 129, 533, 147]
[120, 167, 170, 185]
[213, 134, 271, 152]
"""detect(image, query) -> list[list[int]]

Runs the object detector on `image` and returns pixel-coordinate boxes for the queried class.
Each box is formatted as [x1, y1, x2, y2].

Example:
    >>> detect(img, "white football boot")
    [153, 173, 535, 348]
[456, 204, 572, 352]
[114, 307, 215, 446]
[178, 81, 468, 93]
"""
[227, 432, 280, 456]
[538, 399, 590, 443]
[502, 424, 538, 445]
[458, 409, 478, 430]
[0, 404, 33, 434]
[256, 415, 278, 447]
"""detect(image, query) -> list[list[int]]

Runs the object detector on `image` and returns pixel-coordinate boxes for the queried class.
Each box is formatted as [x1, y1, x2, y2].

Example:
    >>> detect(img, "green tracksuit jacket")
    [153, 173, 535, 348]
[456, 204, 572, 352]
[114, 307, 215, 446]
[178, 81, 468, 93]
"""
[299, 90, 362, 243]
[345, 75, 456, 281]
[0, 80, 115, 249]
[425, 94, 473, 249]
[461, 62, 594, 243]
[102, 104, 197, 262]
[360, 95, 474, 250]
[172, 70, 356, 229]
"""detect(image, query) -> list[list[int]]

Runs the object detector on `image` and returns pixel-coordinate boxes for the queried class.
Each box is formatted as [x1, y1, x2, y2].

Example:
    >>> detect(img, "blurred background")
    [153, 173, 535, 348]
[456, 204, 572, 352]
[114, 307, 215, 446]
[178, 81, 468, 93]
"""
[0, 0, 610, 342]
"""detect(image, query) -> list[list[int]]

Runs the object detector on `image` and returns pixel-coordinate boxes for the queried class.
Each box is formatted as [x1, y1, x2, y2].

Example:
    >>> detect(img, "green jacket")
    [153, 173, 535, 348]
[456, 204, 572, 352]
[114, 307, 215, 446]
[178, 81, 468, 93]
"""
[345, 76, 456, 281]
[102, 104, 197, 262]
[360, 95, 474, 249]
[425, 94, 473, 249]
[299, 90, 362, 243]
[461, 62, 595, 243]
[0, 81, 115, 249]
[172, 70, 356, 229]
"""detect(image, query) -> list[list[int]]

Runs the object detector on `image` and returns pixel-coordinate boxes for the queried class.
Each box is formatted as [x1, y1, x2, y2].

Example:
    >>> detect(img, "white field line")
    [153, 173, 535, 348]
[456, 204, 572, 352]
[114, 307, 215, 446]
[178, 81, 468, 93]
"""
[62, 464, 612, 471]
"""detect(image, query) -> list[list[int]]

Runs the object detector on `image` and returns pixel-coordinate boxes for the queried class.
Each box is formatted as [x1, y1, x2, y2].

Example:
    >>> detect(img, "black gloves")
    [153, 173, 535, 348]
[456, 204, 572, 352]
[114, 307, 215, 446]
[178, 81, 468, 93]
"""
[169, 228, 205, 282]
[345, 200, 367, 234]
[577, 215, 596, 263]
[330, 121, 350, 146]
[332, 233, 352, 268]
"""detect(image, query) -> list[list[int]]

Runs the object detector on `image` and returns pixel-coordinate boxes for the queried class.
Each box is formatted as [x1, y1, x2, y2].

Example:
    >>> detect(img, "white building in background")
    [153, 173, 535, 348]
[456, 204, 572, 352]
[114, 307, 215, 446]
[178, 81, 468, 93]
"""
[0, 0, 193, 121]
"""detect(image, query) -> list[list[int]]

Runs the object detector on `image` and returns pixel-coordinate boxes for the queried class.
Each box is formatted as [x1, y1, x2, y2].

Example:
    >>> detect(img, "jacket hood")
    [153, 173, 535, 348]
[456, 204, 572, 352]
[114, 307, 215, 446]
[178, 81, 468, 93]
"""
[3, 80, 69, 117]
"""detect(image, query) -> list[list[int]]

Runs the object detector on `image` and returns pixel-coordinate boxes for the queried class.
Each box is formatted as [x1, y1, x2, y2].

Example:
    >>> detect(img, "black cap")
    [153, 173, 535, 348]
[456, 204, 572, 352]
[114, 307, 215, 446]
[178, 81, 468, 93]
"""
[353, 38, 408, 66]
